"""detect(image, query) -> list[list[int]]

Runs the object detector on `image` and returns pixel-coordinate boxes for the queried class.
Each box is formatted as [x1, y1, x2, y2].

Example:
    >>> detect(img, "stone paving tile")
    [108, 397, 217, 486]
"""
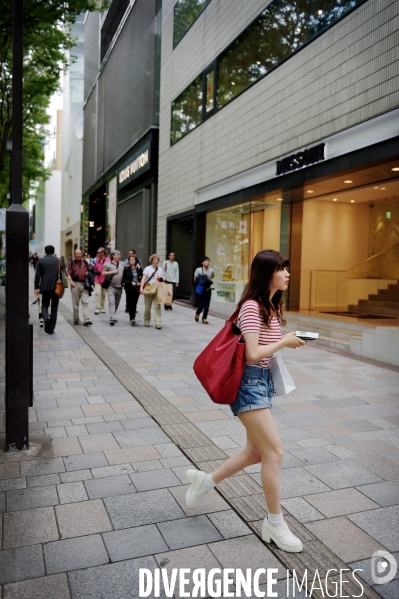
[85, 474, 136, 499]
[105, 446, 161, 465]
[85, 421, 124, 434]
[210, 535, 285, 583]
[36, 406, 85, 422]
[59, 469, 93, 483]
[207, 509, 252, 539]
[304, 460, 383, 489]
[64, 452, 108, 471]
[3, 506, 59, 548]
[78, 432, 119, 453]
[0, 544, 45, 584]
[3, 573, 71, 599]
[276, 467, 331, 499]
[129, 468, 180, 492]
[343, 439, 398, 456]
[103, 525, 168, 562]
[305, 516, 387, 562]
[193, 419, 244, 437]
[133, 459, 164, 472]
[81, 404, 115, 417]
[57, 481, 88, 504]
[356, 481, 399, 507]
[44, 426, 67, 439]
[114, 427, 171, 448]
[20, 457, 65, 476]
[56, 397, 89, 407]
[348, 506, 399, 552]
[51, 437, 82, 457]
[68, 556, 164, 599]
[55, 499, 112, 538]
[288, 446, 340, 465]
[304, 488, 379, 517]
[104, 488, 185, 529]
[6, 485, 59, 511]
[280, 497, 325, 523]
[44, 534, 109, 574]
[121, 416, 158, 430]
[354, 454, 399, 481]
[279, 428, 315, 441]
[154, 544, 221, 599]
[169, 484, 231, 517]
[66, 424, 89, 436]
[91, 463, 134, 478]
[0, 478, 26, 492]
[153, 443, 184, 458]
[157, 515, 222, 549]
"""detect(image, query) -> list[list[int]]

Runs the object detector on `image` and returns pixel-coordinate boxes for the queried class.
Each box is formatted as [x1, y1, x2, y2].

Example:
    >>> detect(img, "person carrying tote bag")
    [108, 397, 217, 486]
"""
[140, 254, 165, 329]
[187, 249, 307, 554]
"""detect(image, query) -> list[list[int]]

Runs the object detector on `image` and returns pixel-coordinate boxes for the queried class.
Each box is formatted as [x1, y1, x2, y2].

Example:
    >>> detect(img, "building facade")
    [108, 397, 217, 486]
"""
[157, 0, 399, 315]
[82, 0, 161, 263]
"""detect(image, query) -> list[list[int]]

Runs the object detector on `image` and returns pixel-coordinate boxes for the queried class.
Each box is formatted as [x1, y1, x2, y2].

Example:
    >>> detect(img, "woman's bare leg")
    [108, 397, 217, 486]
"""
[212, 408, 283, 514]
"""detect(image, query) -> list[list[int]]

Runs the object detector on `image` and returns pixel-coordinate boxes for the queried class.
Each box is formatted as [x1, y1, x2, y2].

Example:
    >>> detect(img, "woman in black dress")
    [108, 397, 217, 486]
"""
[123, 255, 142, 325]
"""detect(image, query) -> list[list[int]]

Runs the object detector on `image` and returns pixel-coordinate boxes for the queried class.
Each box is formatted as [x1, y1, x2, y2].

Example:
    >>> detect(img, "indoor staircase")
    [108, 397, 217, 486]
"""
[349, 282, 399, 317]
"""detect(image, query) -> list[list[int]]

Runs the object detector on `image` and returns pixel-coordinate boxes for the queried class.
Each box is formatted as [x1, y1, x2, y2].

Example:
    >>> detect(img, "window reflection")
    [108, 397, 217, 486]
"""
[171, 74, 203, 144]
[174, 0, 212, 47]
[217, 0, 362, 107]
[205, 68, 215, 113]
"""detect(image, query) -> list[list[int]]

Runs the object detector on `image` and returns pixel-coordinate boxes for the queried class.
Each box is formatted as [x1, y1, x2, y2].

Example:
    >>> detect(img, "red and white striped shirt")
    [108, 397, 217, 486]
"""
[237, 299, 281, 369]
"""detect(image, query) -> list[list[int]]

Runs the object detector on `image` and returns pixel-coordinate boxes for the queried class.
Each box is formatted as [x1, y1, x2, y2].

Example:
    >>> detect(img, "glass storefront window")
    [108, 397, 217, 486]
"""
[205, 196, 283, 304]
[173, 0, 212, 47]
[171, 74, 203, 144]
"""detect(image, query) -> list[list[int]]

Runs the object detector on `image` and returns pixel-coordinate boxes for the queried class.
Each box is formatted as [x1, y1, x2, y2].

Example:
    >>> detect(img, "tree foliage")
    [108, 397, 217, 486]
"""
[0, 0, 101, 207]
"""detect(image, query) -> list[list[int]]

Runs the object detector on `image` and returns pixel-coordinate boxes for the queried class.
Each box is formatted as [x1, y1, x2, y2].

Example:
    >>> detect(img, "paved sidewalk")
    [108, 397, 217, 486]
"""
[0, 287, 398, 598]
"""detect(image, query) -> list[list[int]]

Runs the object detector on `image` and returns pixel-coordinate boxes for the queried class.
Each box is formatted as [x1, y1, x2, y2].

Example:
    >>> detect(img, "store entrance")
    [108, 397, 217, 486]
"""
[168, 215, 194, 300]
[88, 183, 107, 257]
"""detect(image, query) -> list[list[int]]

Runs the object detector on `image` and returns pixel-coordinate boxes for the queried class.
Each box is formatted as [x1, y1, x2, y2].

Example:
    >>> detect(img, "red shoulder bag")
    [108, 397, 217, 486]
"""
[193, 309, 246, 404]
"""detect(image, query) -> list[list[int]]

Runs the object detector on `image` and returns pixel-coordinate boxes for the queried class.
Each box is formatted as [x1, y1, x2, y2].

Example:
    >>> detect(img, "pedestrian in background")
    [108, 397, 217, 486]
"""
[194, 256, 214, 324]
[32, 252, 39, 270]
[163, 251, 179, 311]
[34, 245, 60, 334]
[93, 247, 110, 314]
[103, 250, 124, 326]
[67, 248, 93, 326]
[123, 255, 142, 325]
[186, 249, 306, 553]
[124, 249, 142, 268]
[140, 254, 164, 329]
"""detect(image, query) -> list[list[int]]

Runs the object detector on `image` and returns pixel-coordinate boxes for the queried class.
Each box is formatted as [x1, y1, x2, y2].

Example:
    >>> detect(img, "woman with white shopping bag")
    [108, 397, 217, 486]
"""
[185, 250, 306, 552]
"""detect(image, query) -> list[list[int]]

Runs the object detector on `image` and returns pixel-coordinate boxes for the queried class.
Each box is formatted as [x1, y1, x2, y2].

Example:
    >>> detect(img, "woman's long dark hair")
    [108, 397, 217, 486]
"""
[237, 249, 289, 328]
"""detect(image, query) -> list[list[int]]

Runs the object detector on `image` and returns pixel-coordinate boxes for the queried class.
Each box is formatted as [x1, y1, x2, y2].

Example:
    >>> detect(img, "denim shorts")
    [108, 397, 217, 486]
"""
[230, 365, 274, 417]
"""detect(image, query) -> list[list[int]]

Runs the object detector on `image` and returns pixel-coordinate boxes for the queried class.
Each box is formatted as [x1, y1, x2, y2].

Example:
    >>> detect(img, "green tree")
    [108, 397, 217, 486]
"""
[0, 0, 102, 207]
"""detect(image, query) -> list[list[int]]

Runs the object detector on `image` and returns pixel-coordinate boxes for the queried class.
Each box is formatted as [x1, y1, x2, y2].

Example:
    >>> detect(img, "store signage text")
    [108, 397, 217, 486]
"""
[119, 150, 149, 185]
[276, 143, 325, 176]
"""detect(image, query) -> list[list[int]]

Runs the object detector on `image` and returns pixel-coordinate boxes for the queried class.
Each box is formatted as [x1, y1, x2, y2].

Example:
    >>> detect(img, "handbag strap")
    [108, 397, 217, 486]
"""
[147, 267, 158, 283]
[227, 308, 240, 324]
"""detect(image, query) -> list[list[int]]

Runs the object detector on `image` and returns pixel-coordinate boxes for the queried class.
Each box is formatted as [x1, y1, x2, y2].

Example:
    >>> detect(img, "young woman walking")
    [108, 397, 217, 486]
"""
[186, 249, 306, 552]
[123, 255, 142, 325]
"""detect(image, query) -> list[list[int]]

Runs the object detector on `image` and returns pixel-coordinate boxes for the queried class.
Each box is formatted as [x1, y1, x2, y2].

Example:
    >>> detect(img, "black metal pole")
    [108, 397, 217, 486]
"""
[5, 0, 30, 451]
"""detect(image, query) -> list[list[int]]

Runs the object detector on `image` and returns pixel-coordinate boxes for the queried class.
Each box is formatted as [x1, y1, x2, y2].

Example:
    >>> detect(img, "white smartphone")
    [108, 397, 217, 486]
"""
[296, 331, 319, 341]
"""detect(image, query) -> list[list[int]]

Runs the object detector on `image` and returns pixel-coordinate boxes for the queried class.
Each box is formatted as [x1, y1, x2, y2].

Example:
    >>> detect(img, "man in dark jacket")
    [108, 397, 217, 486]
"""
[34, 245, 59, 334]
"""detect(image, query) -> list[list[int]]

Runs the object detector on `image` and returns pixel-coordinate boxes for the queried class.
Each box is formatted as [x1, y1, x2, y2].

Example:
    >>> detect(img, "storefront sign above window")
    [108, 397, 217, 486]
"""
[117, 141, 152, 189]
[276, 143, 325, 176]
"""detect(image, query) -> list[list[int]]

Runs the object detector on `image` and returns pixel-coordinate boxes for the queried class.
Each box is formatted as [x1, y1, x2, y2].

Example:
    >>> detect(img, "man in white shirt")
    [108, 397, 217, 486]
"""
[162, 252, 179, 311]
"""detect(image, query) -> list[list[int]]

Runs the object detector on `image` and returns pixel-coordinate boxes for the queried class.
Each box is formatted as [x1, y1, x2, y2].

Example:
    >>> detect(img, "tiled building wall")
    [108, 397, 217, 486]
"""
[157, 0, 399, 256]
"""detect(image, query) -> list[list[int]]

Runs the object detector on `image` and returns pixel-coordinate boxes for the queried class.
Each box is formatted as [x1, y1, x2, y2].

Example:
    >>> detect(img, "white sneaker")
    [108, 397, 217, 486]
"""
[94, 309, 100, 314]
[185, 469, 208, 509]
[100, 309, 106, 313]
[262, 517, 303, 553]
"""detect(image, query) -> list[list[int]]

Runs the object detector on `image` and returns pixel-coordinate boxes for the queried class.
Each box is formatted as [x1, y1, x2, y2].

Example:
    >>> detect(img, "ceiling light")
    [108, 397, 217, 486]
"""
[231, 82, 235, 85]
[256, 61, 261, 65]
[333, 198, 337, 202]
[318, 10, 323, 15]
[373, 186, 379, 189]
[391, 167, 399, 171]
[344, 180, 353, 184]
[276, 198, 283, 202]
[350, 200, 355, 203]
[306, 190, 314, 193]
[380, 187, 386, 190]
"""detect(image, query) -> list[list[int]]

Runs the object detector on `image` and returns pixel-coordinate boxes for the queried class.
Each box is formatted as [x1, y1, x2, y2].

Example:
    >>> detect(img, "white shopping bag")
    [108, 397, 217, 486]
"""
[270, 355, 296, 396]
